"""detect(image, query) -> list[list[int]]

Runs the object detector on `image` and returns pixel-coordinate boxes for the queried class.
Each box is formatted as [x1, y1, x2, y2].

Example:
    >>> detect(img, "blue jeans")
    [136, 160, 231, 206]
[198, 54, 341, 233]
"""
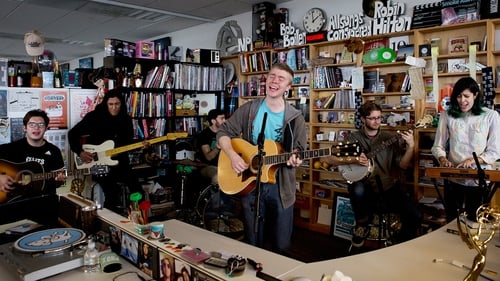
[241, 182, 294, 253]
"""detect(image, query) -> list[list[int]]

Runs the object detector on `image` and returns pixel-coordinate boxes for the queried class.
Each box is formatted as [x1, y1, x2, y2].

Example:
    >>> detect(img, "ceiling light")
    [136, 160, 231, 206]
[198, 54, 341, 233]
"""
[89, 0, 214, 22]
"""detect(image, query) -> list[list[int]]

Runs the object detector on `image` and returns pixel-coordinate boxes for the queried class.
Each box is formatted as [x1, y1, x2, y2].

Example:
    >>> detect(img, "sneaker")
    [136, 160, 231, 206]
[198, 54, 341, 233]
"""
[351, 225, 369, 247]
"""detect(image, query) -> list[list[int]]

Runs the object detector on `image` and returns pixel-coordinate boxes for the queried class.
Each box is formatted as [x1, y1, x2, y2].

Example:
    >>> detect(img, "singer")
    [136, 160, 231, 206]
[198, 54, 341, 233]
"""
[217, 63, 307, 254]
[431, 77, 500, 222]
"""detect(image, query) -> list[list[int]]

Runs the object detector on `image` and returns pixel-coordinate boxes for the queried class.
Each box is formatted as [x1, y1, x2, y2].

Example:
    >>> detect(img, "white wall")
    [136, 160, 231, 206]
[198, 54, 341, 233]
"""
[71, 0, 432, 69]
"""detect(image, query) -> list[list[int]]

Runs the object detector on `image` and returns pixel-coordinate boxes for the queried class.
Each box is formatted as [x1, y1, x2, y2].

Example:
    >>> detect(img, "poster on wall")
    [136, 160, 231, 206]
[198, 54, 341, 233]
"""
[137, 241, 158, 279]
[68, 89, 98, 127]
[10, 118, 24, 142]
[7, 89, 41, 118]
[40, 90, 68, 128]
[331, 193, 355, 240]
[0, 90, 7, 117]
[44, 129, 68, 167]
[0, 117, 10, 144]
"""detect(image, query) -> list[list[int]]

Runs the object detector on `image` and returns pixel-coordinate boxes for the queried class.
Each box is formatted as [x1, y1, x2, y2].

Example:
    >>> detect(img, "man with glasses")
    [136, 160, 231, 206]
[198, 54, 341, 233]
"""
[0, 109, 66, 201]
[325, 101, 421, 249]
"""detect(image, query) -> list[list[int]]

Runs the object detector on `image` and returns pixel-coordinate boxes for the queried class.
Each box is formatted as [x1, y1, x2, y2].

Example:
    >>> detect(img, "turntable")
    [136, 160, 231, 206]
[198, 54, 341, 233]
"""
[0, 228, 87, 281]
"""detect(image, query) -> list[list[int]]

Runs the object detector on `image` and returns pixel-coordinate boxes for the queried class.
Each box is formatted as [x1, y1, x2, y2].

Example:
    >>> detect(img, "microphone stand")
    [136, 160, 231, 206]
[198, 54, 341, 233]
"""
[472, 152, 495, 204]
[254, 113, 267, 236]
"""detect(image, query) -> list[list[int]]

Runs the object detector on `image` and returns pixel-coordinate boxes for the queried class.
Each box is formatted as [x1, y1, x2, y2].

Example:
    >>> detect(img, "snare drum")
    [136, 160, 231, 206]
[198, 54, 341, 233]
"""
[195, 184, 244, 238]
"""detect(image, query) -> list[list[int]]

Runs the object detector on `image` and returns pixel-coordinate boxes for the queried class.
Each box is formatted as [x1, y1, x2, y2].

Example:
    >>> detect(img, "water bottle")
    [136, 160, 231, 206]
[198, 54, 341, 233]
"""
[83, 238, 100, 273]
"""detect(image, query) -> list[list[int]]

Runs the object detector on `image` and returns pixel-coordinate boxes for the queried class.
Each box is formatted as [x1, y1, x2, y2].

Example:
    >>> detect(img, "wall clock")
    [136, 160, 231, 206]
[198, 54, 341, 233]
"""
[303, 8, 326, 33]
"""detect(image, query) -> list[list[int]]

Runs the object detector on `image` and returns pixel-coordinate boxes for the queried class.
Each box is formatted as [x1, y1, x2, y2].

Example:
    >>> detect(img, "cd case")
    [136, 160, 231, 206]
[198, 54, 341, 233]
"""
[181, 248, 211, 264]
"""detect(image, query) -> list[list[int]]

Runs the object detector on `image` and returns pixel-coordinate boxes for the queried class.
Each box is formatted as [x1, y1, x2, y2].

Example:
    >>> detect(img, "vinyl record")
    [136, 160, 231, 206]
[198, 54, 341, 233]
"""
[378, 47, 396, 63]
[363, 48, 379, 64]
[14, 228, 86, 253]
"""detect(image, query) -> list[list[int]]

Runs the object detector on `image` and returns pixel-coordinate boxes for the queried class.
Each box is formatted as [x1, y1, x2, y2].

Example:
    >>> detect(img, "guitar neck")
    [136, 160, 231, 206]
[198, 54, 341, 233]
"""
[365, 126, 415, 159]
[32, 168, 91, 182]
[263, 147, 331, 165]
[105, 132, 188, 157]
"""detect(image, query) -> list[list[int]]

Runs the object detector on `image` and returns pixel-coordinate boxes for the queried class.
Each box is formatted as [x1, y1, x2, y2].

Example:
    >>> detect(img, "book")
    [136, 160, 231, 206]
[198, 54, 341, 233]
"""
[363, 70, 379, 93]
[448, 36, 468, 53]
[385, 72, 406, 92]
[322, 93, 336, 109]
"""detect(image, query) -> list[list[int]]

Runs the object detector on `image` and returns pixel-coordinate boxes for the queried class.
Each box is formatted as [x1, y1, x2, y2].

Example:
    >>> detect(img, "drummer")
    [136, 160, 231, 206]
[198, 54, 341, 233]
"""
[196, 109, 226, 184]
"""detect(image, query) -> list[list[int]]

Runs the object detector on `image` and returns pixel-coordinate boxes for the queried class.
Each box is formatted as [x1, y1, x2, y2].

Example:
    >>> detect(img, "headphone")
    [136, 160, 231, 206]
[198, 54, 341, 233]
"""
[225, 255, 246, 276]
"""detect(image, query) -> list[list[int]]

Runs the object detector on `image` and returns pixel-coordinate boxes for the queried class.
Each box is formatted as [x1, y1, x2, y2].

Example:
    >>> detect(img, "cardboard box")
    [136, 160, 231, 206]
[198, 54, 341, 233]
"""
[136, 41, 155, 59]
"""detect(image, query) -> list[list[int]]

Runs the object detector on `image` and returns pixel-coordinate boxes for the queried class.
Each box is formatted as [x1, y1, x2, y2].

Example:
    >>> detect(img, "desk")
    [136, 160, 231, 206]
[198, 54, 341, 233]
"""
[98, 209, 304, 280]
[280, 222, 500, 281]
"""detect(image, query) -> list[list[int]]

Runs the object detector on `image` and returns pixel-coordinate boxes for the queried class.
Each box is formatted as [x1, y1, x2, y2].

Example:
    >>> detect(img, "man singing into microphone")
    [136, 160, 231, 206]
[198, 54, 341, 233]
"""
[217, 63, 307, 254]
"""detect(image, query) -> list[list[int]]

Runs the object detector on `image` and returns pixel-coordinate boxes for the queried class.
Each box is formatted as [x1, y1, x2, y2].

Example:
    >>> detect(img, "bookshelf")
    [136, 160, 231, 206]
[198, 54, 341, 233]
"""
[228, 19, 500, 235]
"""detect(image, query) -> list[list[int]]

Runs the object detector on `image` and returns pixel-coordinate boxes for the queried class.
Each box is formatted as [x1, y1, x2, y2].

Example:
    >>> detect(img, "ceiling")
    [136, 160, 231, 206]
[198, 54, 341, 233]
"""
[0, 0, 290, 63]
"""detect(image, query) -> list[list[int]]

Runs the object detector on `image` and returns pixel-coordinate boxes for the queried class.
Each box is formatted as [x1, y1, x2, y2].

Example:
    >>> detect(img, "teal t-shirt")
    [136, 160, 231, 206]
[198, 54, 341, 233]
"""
[252, 102, 284, 144]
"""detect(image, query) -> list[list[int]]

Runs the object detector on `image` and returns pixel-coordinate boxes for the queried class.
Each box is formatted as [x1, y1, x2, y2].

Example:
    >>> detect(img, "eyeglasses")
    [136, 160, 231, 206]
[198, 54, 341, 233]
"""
[27, 122, 46, 128]
[365, 116, 383, 121]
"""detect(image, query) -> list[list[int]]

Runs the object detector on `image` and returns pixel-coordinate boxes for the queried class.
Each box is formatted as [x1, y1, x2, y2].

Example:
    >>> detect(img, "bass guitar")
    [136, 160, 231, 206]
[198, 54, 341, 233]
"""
[74, 132, 188, 169]
[218, 138, 360, 195]
[338, 115, 433, 182]
[0, 159, 109, 203]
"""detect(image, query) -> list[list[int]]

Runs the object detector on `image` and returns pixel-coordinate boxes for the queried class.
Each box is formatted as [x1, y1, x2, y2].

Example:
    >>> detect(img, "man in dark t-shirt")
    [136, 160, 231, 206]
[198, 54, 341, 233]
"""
[0, 109, 65, 203]
[197, 109, 225, 183]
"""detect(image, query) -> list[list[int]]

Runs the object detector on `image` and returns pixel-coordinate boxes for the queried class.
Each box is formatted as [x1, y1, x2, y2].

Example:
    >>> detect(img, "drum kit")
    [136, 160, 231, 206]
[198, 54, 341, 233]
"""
[195, 184, 244, 239]
[172, 160, 244, 238]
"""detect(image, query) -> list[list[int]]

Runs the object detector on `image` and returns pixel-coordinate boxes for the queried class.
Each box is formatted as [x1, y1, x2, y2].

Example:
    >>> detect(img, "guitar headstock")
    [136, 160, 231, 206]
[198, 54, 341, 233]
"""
[331, 141, 361, 158]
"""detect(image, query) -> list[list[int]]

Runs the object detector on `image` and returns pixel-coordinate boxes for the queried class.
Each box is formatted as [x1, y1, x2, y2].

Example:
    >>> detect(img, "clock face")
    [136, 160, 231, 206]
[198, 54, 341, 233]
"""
[303, 8, 326, 33]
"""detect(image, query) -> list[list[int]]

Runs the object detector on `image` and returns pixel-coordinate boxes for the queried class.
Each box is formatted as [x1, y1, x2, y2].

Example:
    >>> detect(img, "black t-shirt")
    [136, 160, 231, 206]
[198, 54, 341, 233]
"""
[0, 138, 64, 198]
[197, 127, 218, 165]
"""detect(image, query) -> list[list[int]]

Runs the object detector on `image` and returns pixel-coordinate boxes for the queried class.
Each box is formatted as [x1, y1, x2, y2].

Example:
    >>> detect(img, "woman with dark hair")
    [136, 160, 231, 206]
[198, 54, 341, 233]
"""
[432, 77, 500, 222]
[68, 89, 144, 214]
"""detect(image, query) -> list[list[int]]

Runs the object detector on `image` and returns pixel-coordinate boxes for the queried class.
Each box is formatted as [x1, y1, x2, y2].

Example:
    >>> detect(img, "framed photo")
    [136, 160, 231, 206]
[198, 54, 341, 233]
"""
[396, 44, 414, 61]
[337, 130, 350, 142]
[448, 36, 468, 54]
[418, 44, 431, 57]
[78, 57, 93, 69]
[330, 193, 355, 240]
[447, 58, 466, 72]
[424, 107, 438, 117]
[438, 62, 448, 73]
[297, 86, 310, 97]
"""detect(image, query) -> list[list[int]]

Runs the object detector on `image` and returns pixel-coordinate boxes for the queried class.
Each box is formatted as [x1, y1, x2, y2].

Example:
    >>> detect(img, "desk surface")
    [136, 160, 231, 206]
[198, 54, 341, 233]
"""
[280, 222, 500, 281]
[98, 209, 304, 280]
[1, 211, 498, 281]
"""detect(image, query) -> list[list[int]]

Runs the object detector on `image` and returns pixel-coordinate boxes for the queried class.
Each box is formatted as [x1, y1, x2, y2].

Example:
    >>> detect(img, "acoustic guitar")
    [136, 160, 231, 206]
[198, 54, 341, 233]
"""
[218, 138, 360, 195]
[0, 159, 109, 203]
[74, 132, 188, 169]
[337, 115, 433, 182]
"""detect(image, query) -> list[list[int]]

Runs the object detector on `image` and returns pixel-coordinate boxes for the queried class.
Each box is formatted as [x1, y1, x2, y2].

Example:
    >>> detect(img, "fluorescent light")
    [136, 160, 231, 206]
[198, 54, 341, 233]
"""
[90, 0, 214, 22]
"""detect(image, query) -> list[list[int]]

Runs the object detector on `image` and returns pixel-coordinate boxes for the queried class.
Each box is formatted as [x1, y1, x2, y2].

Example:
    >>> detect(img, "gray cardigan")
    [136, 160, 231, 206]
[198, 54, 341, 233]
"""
[217, 98, 307, 208]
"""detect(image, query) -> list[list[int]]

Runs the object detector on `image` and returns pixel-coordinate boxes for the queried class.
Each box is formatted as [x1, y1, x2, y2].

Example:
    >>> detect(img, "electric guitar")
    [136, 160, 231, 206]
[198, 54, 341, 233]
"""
[74, 132, 188, 170]
[218, 138, 360, 195]
[337, 115, 433, 182]
[0, 159, 109, 203]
